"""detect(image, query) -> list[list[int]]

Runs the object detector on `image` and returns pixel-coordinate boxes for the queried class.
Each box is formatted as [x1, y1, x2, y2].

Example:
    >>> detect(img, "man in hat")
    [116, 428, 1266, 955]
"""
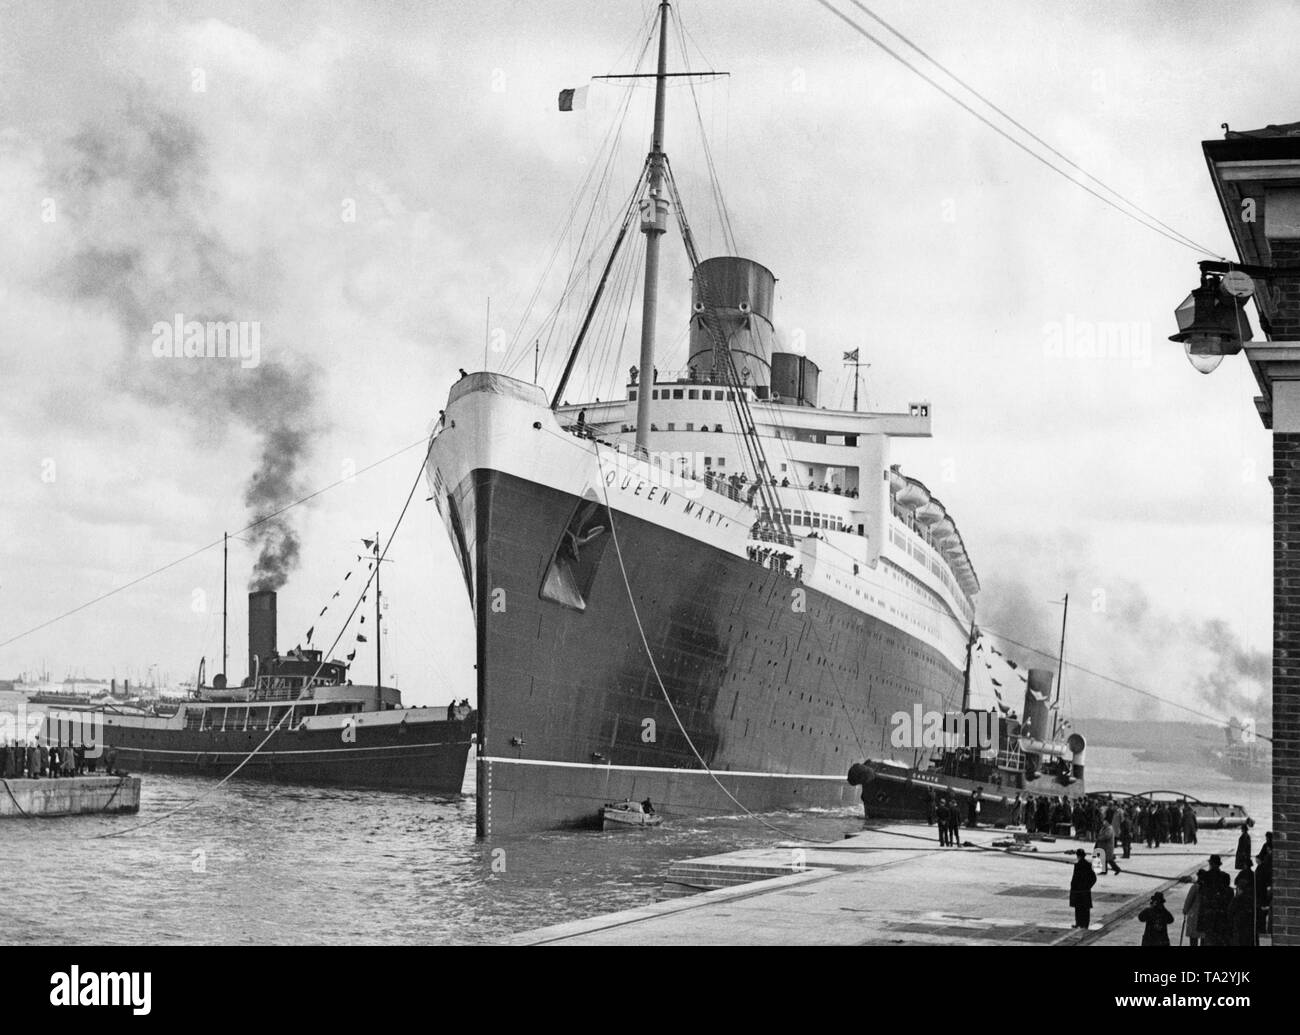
[1138, 892, 1174, 946]
[947, 795, 961, 846]
[1199, 855, 1232, 946]
[1070, 848, 1097, 929]
[935, 797, 950, 847]
[1235, 819, 1254, 871]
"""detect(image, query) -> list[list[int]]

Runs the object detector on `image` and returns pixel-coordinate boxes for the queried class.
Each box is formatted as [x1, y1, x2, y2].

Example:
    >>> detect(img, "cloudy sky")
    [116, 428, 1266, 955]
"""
[0, 0, 1291, 721]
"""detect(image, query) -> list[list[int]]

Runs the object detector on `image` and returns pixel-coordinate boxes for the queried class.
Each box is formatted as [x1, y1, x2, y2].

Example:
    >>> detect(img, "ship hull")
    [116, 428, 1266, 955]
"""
[97, 716, 473, 793]
[453, 466, 965, 836]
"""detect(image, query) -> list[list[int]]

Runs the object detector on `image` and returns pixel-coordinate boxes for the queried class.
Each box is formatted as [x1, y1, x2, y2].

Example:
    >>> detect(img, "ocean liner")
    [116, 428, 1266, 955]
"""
[427, 1, 1067, 836]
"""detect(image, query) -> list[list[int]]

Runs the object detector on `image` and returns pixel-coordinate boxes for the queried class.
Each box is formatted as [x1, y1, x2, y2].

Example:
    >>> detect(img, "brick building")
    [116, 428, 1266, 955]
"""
[1204, 123, 1300, 945]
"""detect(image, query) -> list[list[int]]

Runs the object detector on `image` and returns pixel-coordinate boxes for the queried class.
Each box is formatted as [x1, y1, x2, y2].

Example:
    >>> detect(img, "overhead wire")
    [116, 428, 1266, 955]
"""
[845, 0, 1218, 258]
[811, 0, 1223, 259]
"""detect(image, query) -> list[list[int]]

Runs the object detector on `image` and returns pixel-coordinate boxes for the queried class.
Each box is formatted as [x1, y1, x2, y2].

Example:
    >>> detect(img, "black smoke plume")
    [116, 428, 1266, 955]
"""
[46, 102, 321, 592]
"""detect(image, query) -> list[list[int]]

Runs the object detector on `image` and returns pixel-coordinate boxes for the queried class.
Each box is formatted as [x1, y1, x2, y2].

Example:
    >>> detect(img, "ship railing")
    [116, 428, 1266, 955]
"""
[748, 522, 796, 548]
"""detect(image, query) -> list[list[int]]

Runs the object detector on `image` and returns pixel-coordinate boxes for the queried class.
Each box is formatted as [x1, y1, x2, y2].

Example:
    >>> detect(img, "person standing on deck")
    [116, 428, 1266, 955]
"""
[1235, 820, 1254, 871]
[1138, 892, 1174, 946]
[936, 798, 950, 846]
[1153, 805, 1168, 848]
[968, 787, 982, 828]
[1184, 871, 1206, 947]
[1119, 808, 1133, 860]
[1183, 803, 1198, 845]
[1199, 856, 1232, 946]
[1070, 849, 1097, 929]
[37, 739, 49, 778]
[1229, 878, 1255, 946]
[1095, 810, 1121, 876]
[947, 796, 961, 846]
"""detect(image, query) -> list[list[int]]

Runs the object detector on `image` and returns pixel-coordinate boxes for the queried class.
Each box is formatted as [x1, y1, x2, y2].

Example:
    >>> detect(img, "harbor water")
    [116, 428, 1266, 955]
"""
[0, 743, 1271, 945]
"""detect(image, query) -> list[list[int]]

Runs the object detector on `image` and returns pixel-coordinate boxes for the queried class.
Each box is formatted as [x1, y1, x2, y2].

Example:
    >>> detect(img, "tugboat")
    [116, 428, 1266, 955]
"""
[62, 590, 475, 793]
[847, 664, 1088, 825]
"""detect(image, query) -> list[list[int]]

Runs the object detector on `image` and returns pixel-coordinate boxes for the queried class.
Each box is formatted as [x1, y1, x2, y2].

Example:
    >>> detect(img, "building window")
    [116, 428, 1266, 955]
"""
[673, 389, 684, 399]
[652, 390, 659, 400]
[704, 456, 712, 466]
[702, 390, 712, 400]
[689, 390, 698, 399]
[686, 423, 694, 431]
[629, 390, 637, 400]
[845, 435, 858, 446]
[779, 463, 787, 472]
[717, 458, 726, 467]
[667, 422, 676, 431]
[726, 391, 735, 401]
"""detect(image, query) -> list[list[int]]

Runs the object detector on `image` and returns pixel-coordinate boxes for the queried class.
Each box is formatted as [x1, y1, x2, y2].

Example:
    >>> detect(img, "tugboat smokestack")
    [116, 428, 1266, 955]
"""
[248, 590, 277, 681]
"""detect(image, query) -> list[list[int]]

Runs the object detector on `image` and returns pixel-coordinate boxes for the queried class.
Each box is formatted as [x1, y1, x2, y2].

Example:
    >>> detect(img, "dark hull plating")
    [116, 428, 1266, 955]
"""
[101, 718, 474, 793]
[455, 469, 967, 836]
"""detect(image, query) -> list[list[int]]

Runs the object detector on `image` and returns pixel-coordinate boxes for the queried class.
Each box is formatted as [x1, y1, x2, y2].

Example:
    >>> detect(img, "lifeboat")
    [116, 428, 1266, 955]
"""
[915, 500, 945, 525]
[896, 479, 930, 509]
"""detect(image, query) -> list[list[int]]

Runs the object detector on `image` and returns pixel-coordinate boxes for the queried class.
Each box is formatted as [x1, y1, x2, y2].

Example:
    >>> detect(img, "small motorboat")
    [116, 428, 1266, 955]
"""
[601, 799, 662, 830]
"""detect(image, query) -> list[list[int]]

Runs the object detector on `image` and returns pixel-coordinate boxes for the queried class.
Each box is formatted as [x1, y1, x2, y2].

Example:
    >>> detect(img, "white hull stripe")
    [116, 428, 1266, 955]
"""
[479, 756, 847, 781]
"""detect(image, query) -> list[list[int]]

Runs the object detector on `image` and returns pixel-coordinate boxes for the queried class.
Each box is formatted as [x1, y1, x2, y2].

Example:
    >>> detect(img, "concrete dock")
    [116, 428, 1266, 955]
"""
[515, 821, 1249, 945]
[0, 775, 141, 819]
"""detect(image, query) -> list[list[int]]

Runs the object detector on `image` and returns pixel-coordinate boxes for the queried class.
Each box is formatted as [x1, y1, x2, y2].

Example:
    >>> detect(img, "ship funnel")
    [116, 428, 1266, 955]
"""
[687, 256, 777, 392]
[1022, 669, 1053, 740]
[248, 590, 278, 681]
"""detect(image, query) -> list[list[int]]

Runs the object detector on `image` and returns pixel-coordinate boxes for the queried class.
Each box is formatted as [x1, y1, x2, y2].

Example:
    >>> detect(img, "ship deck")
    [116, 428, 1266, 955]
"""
[512, 822, 1255, 946]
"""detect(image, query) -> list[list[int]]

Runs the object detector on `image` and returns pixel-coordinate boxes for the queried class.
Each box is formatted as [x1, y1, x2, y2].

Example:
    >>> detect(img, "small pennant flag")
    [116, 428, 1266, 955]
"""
[319, 607, 327, 616]
[346, 649, 356, 661]
[332, 591, 340, 599]
[843, 348, 859, 362]
[558, 86, 588, 111]
[362, 539, 375, 551]
[306, 626, 314, 642]
[344, 572, 352, 581]
[991, 678, 1002, 687]
[1006, 659, 1018, 670]
[360, 615, 365, 624]
[356, 633, 368, 643]
[991, 646, 1003, 656]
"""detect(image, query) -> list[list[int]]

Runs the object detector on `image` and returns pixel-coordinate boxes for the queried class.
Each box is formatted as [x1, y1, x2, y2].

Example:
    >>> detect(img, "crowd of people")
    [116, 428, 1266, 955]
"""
[1008, 792, 1202, 852]
[1045, 796, 1272, 944]
[0, 737, 117, 779]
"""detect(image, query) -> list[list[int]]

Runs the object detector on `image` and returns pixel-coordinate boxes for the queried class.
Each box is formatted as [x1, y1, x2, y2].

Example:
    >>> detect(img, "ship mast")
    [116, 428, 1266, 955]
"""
[633, 0, 672, 453]
[222, 531, 228, 679]
[1052, 592, 1068, 737]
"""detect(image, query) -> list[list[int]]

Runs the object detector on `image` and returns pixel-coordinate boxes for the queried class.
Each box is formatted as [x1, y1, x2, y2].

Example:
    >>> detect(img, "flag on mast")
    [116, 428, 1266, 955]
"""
[843, 348, 859, 362]
[558, 86, 589, 111]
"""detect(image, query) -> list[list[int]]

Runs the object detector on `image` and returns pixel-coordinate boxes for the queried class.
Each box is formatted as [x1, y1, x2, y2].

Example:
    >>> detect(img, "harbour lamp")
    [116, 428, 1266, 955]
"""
[1169, 269, 1255, 374]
